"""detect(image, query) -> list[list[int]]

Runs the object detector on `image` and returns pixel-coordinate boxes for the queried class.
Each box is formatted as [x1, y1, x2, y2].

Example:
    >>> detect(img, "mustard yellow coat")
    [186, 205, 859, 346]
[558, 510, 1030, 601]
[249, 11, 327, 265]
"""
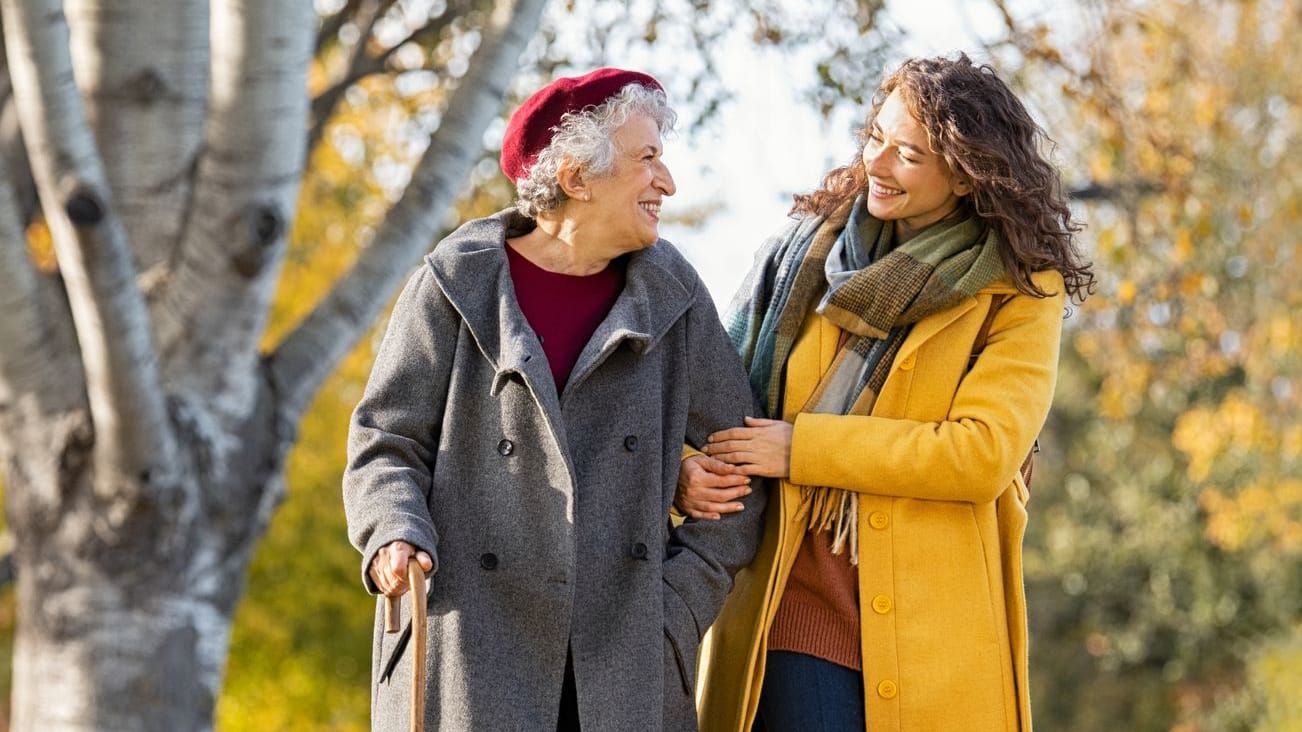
[696, 270, 1065, 732]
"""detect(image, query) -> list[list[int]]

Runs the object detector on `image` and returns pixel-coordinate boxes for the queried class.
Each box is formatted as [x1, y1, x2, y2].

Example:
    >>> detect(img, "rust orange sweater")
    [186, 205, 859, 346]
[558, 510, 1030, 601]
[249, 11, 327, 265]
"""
[767, 529, 862, 671]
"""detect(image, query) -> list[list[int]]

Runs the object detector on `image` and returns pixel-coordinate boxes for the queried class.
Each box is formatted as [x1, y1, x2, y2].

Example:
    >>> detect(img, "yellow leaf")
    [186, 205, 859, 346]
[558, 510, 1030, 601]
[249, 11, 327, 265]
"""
[1118, 279, 1137, 304]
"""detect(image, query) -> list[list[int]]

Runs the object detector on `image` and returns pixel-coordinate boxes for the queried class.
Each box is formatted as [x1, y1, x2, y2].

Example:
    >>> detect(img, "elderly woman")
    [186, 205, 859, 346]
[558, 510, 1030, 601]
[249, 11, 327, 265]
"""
[679, 54, 1095, 731]
[343, 68, 765, 731]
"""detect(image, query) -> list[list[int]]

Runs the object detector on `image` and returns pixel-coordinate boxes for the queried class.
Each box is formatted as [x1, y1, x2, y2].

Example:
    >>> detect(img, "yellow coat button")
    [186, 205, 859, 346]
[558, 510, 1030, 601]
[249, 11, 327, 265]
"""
[868, 511, 889, 529]
[877, 679, 898, 699]
[871, 594, 892, 614]
[898, 354, 916, 371]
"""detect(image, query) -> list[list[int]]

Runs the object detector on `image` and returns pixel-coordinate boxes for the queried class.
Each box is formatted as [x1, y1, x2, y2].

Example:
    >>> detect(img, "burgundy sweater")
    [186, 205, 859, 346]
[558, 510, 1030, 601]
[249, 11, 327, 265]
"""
[505, 243, 625, 392]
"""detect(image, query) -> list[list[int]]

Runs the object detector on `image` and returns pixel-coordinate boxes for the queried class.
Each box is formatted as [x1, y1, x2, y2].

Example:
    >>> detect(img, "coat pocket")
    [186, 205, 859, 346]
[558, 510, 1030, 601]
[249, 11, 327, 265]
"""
[663, 584, 701, 696]
[379, 623, 412, 685]
[664, 629, 692, 696]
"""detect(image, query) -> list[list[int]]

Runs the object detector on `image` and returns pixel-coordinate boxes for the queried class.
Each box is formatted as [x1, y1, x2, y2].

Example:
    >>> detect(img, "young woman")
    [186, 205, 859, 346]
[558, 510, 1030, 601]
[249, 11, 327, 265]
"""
[678, 54, 1094, 731]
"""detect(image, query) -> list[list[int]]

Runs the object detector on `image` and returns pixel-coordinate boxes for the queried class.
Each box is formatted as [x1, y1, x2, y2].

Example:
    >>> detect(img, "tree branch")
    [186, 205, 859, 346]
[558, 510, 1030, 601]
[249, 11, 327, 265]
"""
[1068, 180, 1163, 202]
[0, 141, 80, 415]
[1, 92, 39, 227]
[366, 0, 468, 73]
[1, 0, 176, 487]
[306, 0, 452, 154]
[65, 0, 209, 276]
[270, 0, 549, 421]
[0, 532, 12, 588]
[0, 17, 38, 226]
[314, 0, 363, 57]
[307, 0, 391, 153]
[153, 0, 315, 415]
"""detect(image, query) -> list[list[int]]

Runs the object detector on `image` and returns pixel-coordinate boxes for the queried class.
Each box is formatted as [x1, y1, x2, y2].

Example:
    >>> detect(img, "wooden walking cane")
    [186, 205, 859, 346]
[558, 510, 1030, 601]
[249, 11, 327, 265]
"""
[384, 562, 427, 732]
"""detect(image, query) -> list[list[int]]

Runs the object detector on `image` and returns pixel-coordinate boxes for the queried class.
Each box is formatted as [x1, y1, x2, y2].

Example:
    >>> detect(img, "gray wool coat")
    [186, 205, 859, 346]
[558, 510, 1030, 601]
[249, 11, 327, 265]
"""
[343, 209, 767, 731]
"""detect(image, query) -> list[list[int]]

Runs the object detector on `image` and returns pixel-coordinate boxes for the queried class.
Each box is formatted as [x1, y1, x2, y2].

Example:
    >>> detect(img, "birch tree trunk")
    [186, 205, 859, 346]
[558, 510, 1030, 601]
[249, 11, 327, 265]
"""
[0, 0, 548, 728]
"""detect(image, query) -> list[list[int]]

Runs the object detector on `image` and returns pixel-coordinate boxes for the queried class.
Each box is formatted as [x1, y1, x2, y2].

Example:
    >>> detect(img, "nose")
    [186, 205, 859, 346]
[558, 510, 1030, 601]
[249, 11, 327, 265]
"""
[863, 146, 890, 177]
[654, 159, 676, 197]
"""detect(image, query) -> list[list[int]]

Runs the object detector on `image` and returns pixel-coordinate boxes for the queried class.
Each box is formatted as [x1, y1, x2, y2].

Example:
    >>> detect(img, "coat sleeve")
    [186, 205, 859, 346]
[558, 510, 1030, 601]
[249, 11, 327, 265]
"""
[788, 271, 1066, 504]
[662, 280, 770, 641]
[343, 264, 453, 593]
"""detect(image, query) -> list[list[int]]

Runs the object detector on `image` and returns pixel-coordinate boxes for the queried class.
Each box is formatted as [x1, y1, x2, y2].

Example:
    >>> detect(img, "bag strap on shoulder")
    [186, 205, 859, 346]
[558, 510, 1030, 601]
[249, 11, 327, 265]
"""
[968, 294, 1037, 488]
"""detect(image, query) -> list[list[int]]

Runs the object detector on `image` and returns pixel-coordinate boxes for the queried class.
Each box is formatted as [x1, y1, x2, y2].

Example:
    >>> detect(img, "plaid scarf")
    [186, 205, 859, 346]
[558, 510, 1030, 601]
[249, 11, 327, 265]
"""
[724, 194, 1006, 563]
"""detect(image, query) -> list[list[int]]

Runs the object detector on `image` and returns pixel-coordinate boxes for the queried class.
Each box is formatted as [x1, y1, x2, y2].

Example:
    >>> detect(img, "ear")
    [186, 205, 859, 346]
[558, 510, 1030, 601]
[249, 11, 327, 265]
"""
[557, 160, 590, 202]
[951, 171, 973, 197]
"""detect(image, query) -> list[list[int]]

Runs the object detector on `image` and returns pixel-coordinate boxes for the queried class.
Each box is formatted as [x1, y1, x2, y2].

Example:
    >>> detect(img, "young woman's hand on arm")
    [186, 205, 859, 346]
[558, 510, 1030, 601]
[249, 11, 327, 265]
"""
[702, 416, 793, 479]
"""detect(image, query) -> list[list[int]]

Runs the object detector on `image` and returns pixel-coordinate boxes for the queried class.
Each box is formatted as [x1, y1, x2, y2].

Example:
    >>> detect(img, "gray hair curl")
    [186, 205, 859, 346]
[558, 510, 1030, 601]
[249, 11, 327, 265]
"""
[514, 83, 676, 218]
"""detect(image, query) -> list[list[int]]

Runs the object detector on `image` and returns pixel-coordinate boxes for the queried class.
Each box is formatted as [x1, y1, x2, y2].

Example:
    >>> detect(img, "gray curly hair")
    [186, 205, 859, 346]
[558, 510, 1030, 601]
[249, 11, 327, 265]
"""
[514, 83, 677, 218]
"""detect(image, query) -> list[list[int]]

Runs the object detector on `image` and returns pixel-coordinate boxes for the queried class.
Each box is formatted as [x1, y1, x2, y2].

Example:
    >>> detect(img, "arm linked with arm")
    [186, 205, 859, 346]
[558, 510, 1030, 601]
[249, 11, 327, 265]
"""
[662, 285, 769, 638]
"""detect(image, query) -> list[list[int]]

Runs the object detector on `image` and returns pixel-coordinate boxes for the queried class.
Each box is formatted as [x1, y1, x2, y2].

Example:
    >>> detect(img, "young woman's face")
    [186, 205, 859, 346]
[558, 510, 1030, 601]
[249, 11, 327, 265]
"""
[861, 89, 970, 243]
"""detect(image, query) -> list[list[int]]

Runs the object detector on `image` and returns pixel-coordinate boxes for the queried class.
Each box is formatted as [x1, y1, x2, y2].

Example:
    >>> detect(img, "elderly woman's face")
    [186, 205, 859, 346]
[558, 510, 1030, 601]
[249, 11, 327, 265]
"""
[861, 89, 970, 243]
[582, 113, 676, 251]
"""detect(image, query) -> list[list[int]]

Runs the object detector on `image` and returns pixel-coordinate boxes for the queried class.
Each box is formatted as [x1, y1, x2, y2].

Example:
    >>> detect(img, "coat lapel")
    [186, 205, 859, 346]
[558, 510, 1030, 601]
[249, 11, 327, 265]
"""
[423, 210, 563, 418]
[563, 243, 692, 397]
[425, 210, 696, 426]
[893, 277, 1020, 364]
[895, 295, 978, 363]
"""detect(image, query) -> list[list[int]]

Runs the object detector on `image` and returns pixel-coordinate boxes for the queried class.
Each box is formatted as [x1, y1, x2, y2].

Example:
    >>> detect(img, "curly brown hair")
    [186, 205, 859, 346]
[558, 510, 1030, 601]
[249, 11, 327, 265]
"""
[792, 53, 1095, 301]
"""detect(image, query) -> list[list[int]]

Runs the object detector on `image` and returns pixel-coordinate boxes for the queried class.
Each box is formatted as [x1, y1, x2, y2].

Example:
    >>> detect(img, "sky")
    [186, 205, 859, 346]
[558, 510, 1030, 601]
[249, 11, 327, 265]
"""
[658, 1, 1009, 304]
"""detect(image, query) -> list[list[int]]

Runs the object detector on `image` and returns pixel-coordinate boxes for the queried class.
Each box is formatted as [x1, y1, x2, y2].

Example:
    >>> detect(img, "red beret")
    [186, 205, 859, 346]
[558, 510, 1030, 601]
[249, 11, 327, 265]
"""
[500, 67, 664, 183]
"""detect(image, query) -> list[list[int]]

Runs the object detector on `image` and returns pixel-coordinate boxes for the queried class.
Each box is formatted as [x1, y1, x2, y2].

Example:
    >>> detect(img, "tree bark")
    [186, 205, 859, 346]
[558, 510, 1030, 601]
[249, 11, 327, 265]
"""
[1, 0, 176, 489]
[66, 0, 208, 277]
[0, 0, 553, 728]
[4, 381, 289, 732]
[152, 0, 315, 423]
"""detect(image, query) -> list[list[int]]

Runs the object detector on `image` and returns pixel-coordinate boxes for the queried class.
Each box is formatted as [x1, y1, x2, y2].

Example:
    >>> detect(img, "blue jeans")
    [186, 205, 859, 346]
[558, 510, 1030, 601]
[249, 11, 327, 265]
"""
[753, 651, 865, 731]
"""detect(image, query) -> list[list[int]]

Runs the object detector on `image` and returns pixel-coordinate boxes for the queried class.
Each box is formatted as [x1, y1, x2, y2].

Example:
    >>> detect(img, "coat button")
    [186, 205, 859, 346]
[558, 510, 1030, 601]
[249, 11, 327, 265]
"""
[480, 553, 498, 570]
[629, 542, 649, 559]
[497, 439, 514, 456]
[623, 435, 638, 451]
[898, 354, 916, 371]
[869, 511, 890, 530]
[877, 679, 898, 699]
[871, 594, 893, 615]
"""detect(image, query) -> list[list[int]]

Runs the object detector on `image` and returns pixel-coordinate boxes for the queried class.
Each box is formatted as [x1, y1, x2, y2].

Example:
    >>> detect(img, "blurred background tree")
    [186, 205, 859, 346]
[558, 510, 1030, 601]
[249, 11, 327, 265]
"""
[990, 0, 1302, 729]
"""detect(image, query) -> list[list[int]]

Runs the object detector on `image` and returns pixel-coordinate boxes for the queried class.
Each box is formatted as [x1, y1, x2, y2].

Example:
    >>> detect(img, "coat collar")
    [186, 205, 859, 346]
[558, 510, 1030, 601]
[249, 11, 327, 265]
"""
[425, 208, 694, 398]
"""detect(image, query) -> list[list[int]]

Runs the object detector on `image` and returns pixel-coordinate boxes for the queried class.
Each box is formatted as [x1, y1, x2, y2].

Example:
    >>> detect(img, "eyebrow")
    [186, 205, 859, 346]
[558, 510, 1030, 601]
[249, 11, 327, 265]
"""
[871, 123, 927, 157]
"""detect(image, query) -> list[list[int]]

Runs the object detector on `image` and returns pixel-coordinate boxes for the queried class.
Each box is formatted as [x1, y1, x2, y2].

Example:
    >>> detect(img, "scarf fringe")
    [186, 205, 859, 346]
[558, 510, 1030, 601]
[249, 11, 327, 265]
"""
[804, 487, 860, 565]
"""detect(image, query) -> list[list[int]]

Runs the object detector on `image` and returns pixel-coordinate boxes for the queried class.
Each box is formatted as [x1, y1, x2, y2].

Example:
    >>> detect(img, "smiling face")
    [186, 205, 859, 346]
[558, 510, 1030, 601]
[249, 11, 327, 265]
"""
[580, 113, 676, 253]
[861, 89, 971, 243]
